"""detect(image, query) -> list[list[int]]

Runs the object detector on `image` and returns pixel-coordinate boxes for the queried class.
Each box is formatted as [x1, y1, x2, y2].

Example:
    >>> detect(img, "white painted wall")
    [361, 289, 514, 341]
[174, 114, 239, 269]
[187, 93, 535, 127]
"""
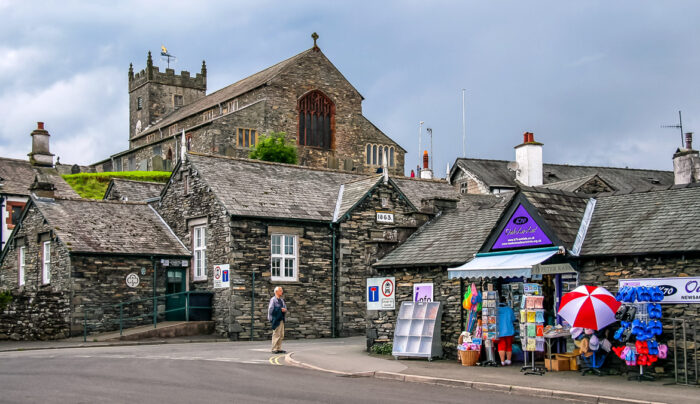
[1, 195, 28, 250]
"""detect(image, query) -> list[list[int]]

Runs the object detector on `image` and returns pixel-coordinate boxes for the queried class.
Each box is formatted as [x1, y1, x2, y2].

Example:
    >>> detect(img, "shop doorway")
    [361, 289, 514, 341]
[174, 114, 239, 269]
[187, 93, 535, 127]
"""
[165, 269, 186, 321]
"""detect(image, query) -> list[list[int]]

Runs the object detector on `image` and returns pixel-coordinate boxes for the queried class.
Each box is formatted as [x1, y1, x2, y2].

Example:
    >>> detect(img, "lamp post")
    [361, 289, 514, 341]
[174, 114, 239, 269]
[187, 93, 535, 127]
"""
[418, 121, 424, 172]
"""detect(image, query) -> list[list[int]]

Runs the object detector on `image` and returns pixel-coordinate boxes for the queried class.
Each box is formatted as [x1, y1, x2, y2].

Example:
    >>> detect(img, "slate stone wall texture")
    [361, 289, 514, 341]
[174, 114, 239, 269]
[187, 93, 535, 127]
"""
[337, 182, 415, 336]
[367, 266, 462, 357]
[0, 290, 70, 340]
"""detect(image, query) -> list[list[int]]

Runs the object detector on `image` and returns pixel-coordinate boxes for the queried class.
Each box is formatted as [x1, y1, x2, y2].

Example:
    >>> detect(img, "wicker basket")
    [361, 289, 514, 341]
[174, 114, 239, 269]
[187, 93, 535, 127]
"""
[460, 349, 480, 366]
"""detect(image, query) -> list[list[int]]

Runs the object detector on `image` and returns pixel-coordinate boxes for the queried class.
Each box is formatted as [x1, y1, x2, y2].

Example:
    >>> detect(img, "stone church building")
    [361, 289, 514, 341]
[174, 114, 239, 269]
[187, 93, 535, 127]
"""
[93, 35, 405, 176]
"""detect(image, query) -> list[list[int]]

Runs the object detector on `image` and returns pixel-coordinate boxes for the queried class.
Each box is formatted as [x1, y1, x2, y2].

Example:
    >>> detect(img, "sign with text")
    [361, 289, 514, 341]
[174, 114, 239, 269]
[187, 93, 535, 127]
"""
[367, 277, 395, 310]
[213, 264, 230, 289]
[492, 204, 552, 250]
[376, 211, 395, 223]
[413, 283, 433, 302]
[618, 277, 700, 304]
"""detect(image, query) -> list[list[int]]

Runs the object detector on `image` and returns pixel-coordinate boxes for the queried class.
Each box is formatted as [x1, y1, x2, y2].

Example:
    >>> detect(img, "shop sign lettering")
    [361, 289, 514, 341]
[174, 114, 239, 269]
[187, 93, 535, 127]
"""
[492, 204, 552, 250]
[618, 277, 700, 304]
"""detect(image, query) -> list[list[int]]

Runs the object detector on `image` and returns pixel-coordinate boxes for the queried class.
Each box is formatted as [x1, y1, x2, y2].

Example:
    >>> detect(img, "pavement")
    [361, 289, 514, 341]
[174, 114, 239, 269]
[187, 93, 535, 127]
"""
[1, 335, 696, 404]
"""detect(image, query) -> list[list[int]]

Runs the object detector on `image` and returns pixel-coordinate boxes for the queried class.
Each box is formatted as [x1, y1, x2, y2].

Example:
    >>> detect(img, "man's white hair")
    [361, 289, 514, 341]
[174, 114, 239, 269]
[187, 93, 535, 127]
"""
[274, 286, 283, 293]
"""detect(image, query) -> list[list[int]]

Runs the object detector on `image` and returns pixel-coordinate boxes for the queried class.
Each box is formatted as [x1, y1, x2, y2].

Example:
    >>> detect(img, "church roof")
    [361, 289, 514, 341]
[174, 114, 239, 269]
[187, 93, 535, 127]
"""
[452, 158, 673, 194]
[0, 157, 79, 198]
[103, 178, 164, 201]
[136, 47, 360, 140]
[29, 197, 189, 256]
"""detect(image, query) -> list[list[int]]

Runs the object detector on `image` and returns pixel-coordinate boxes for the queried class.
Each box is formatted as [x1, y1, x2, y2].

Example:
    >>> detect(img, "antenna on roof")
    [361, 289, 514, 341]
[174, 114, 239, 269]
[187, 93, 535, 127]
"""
[160, 45, 177, 69]
[661, 110, 684, 147]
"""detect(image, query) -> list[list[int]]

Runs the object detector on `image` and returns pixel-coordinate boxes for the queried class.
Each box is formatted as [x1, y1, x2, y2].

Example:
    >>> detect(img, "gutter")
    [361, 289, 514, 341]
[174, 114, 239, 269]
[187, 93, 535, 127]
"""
[330, 222, 337, 338]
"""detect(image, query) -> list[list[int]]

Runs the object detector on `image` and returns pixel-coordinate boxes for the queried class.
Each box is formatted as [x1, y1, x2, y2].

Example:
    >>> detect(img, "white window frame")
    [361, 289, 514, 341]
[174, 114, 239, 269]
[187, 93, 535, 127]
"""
[18, 246, 26, 287]
[42, 241, 50, 284]
[270, 234, 298, 281]
[192, 225, 207, 281]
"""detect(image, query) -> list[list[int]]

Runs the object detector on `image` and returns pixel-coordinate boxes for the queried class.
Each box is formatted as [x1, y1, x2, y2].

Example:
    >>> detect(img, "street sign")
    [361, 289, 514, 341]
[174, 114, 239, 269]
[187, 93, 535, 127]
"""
[367, 277, 395, 310]
[125, 273, 140, 288]
[413, 283, 433, 302]
[213, 264, 230, 289]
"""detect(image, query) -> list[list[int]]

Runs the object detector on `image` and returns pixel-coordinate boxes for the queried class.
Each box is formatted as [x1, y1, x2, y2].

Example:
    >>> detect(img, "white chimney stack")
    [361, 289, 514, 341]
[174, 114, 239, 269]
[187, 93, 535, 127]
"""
[514, 132, 543, 187]
[673, 132, 700, 185]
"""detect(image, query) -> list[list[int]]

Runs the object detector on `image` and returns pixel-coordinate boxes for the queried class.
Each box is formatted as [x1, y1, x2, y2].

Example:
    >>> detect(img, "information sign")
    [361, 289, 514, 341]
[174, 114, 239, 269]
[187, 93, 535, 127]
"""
[367, 277, 395, 310]
[413, 283, 433, 302]
[213, 264, 230, 289]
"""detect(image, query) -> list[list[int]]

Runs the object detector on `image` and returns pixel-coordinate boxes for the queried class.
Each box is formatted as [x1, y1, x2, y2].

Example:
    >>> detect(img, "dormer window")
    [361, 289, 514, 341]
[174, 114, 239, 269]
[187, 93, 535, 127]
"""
[298, 90, 334, 149]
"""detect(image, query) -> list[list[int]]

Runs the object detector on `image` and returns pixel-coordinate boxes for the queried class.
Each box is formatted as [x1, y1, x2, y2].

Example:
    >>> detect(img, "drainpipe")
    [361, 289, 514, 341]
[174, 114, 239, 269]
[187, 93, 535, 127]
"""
[250, 268, 255, 340]
[152, 256, 156, 328]
[330, 222, 337, 338]
[0, 196, 4, 251]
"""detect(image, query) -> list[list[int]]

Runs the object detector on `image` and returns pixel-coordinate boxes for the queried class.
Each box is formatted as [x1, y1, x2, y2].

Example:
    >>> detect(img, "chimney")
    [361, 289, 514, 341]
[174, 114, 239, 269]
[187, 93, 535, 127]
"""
[28, 122, 54, 167]
[420, 150, 433, 179]
[30, 173, 56, 199]
[673, 132, 700, 185]
[514, 132, 543, 186]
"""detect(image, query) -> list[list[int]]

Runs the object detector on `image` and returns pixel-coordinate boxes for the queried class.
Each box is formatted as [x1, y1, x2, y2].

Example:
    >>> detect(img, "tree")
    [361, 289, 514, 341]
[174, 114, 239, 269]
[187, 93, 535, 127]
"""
[249, 132, 298, 164]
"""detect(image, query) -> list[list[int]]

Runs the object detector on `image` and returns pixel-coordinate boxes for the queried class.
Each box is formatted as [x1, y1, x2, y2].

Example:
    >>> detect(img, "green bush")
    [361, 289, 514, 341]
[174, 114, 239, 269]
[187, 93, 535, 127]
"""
[249, 132, 298, 164]
[370, 342, 393, 355]
[62, 171, 171, 199]
[0, 291, 12, 311]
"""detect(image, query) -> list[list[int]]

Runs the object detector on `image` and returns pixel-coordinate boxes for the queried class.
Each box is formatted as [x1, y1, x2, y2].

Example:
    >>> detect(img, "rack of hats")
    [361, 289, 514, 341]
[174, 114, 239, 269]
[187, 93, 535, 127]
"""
[612, 286, 667, 381]
[520, 284, 545, 375]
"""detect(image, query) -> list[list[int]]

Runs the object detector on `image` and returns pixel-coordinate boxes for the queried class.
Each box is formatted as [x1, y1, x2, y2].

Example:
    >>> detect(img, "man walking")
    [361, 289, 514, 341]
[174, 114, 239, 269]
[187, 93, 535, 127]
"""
[268, 286, 287, 354]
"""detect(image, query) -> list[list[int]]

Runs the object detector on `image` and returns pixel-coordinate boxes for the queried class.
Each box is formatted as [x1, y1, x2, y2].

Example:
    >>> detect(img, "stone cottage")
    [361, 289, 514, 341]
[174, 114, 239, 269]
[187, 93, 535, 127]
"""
[93, 34, 406, 176]
[153, 151, 456, 340]
[0, 195, 189, 340]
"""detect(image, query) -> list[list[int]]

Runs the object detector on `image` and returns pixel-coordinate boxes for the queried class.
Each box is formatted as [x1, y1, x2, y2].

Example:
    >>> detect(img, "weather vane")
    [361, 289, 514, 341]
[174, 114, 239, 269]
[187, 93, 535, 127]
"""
[160, 45, 177, 69]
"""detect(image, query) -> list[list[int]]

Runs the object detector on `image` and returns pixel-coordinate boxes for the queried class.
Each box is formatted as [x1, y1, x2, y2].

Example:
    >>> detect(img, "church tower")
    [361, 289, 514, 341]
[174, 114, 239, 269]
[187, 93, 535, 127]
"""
[128, 51, 207, 142]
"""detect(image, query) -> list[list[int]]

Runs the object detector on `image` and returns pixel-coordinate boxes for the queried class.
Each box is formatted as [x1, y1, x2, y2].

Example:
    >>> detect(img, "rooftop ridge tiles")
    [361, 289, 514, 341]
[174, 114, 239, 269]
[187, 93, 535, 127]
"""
[455, 157, 673, 174]
[109, 178, 167, 185]
[34, 195, 149, 206]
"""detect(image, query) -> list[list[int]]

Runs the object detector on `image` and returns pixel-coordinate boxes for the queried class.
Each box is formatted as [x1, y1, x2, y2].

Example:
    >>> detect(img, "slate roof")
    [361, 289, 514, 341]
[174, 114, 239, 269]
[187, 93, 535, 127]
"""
[335, 175, 382, 220]
[188, 153, 363, 221]
[374, 204, 508, 268]
[0, 157, 79, 198]
[453, 158, 674, 194]
[103, 178, 164, 201]
[580, 185, 700, 256]
[541, 174, 614, 193]
[31, 197, 189, 256]
[519, 187, 590, 249]
[391, 177, 459, 208]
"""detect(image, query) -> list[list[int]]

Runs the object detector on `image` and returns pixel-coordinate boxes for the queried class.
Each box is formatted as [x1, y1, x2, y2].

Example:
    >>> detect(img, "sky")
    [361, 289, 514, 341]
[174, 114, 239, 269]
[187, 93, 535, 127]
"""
[1, 1, 699, 176]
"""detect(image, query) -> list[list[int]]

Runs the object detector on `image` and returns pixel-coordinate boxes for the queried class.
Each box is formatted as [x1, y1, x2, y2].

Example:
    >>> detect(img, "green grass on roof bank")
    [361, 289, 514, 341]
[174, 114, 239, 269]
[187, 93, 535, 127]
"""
[62, 171, 171, 200]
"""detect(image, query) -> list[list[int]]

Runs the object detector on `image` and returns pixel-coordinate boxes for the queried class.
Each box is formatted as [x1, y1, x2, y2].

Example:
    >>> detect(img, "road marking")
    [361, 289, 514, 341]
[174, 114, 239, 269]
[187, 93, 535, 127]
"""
[268, 355, 284, 365]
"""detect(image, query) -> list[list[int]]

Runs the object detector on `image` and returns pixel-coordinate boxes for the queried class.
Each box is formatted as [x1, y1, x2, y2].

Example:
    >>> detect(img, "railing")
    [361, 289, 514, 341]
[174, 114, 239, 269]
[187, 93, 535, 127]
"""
[82, 291, 212, 342]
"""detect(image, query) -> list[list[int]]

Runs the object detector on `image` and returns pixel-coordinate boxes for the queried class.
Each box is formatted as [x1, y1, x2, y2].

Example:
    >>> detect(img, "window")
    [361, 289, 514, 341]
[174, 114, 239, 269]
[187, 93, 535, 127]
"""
[173, 95, 183, 108]
[137, 97, 143, 110]
[193, 225, 206, 281]
[298, 90, 334, 149]
[6, 202, 25, 229]
[42, 241, 50, 284]
[366, 144, 371, 164]
[372, 145, 377, 165]
[237, 128, 257, 148]
[271, 234, 297, 281]
[366, 144, 396, 167]
[389, 147, 395, 167]
[183, 172, 191, 195]
[18, 246, 25, 287]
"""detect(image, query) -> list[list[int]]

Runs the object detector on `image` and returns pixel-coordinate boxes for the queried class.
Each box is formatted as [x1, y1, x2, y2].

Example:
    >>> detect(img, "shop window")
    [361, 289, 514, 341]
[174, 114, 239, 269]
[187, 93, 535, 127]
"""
[271, 234, 297, 281]
[237, 128, 258, 148]
[42, 241, 50, 284]
[298, 90, 334, 149]
[192, 225, 206, 281]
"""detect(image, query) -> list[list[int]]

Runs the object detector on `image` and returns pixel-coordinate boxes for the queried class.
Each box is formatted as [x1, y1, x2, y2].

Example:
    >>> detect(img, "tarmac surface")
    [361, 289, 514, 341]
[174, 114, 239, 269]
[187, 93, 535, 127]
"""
[0, 335, 696, 403]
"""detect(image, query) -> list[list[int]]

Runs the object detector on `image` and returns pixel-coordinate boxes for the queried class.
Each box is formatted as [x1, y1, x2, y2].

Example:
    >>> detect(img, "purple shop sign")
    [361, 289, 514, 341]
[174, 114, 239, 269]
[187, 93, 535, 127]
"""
[618, 277, 700, 304]
[492, 204, 552, 250]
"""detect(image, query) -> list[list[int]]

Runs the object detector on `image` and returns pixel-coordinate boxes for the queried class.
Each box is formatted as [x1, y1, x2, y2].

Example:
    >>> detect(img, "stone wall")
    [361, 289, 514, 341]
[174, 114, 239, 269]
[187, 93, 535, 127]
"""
[0, 290, 70, 340]
[368, 266, 463, 357]
[337, 181, 416, 336]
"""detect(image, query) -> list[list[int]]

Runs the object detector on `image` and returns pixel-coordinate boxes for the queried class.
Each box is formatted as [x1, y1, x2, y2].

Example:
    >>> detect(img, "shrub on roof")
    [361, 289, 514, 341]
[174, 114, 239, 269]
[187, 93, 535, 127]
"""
[249, 132, 298, 165]
[62, 171, 171, 200]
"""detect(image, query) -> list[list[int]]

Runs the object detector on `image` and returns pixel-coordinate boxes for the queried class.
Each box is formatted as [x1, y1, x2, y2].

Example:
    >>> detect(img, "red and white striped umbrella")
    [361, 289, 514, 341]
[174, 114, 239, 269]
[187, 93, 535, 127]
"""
[557, 285, 621, 330]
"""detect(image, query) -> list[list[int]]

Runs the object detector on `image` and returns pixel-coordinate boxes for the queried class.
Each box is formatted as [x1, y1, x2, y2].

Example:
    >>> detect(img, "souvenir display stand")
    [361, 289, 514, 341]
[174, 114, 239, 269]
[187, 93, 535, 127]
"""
[520, 286, 546, 375]
[393, 301, 443, 360]
[479, 289, 500, 367]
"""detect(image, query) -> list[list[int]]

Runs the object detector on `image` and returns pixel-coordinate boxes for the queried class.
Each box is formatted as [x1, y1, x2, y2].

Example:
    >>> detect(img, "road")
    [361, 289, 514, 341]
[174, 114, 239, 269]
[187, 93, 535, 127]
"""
[0, 341, 559, 403]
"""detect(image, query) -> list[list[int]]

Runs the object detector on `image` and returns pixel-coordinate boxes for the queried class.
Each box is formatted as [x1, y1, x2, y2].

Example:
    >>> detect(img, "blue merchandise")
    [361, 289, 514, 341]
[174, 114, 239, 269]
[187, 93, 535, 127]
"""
[497, 304, 515, 337]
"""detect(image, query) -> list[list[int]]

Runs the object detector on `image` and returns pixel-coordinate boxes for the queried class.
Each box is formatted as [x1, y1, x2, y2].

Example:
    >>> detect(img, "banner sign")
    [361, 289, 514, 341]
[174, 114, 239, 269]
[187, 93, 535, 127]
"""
[492, 204, 552, 250]
[413, 283, 433, 302]
[618, 277, 700, 304]
[367, 277, 395, 310]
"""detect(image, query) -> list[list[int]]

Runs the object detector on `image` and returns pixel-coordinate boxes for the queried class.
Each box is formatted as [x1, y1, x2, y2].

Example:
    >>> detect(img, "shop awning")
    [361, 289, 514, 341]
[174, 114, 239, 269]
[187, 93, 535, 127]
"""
[447, 247, 561, 279]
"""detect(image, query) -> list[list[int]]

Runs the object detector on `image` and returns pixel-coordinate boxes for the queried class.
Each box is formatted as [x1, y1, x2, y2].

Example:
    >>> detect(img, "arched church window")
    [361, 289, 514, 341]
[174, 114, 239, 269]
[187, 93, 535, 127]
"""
[389, 147, 394, 167]
[372, 145, 377, 165]
[298, 90, 334, 149]
[366, 144, 371, 164]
